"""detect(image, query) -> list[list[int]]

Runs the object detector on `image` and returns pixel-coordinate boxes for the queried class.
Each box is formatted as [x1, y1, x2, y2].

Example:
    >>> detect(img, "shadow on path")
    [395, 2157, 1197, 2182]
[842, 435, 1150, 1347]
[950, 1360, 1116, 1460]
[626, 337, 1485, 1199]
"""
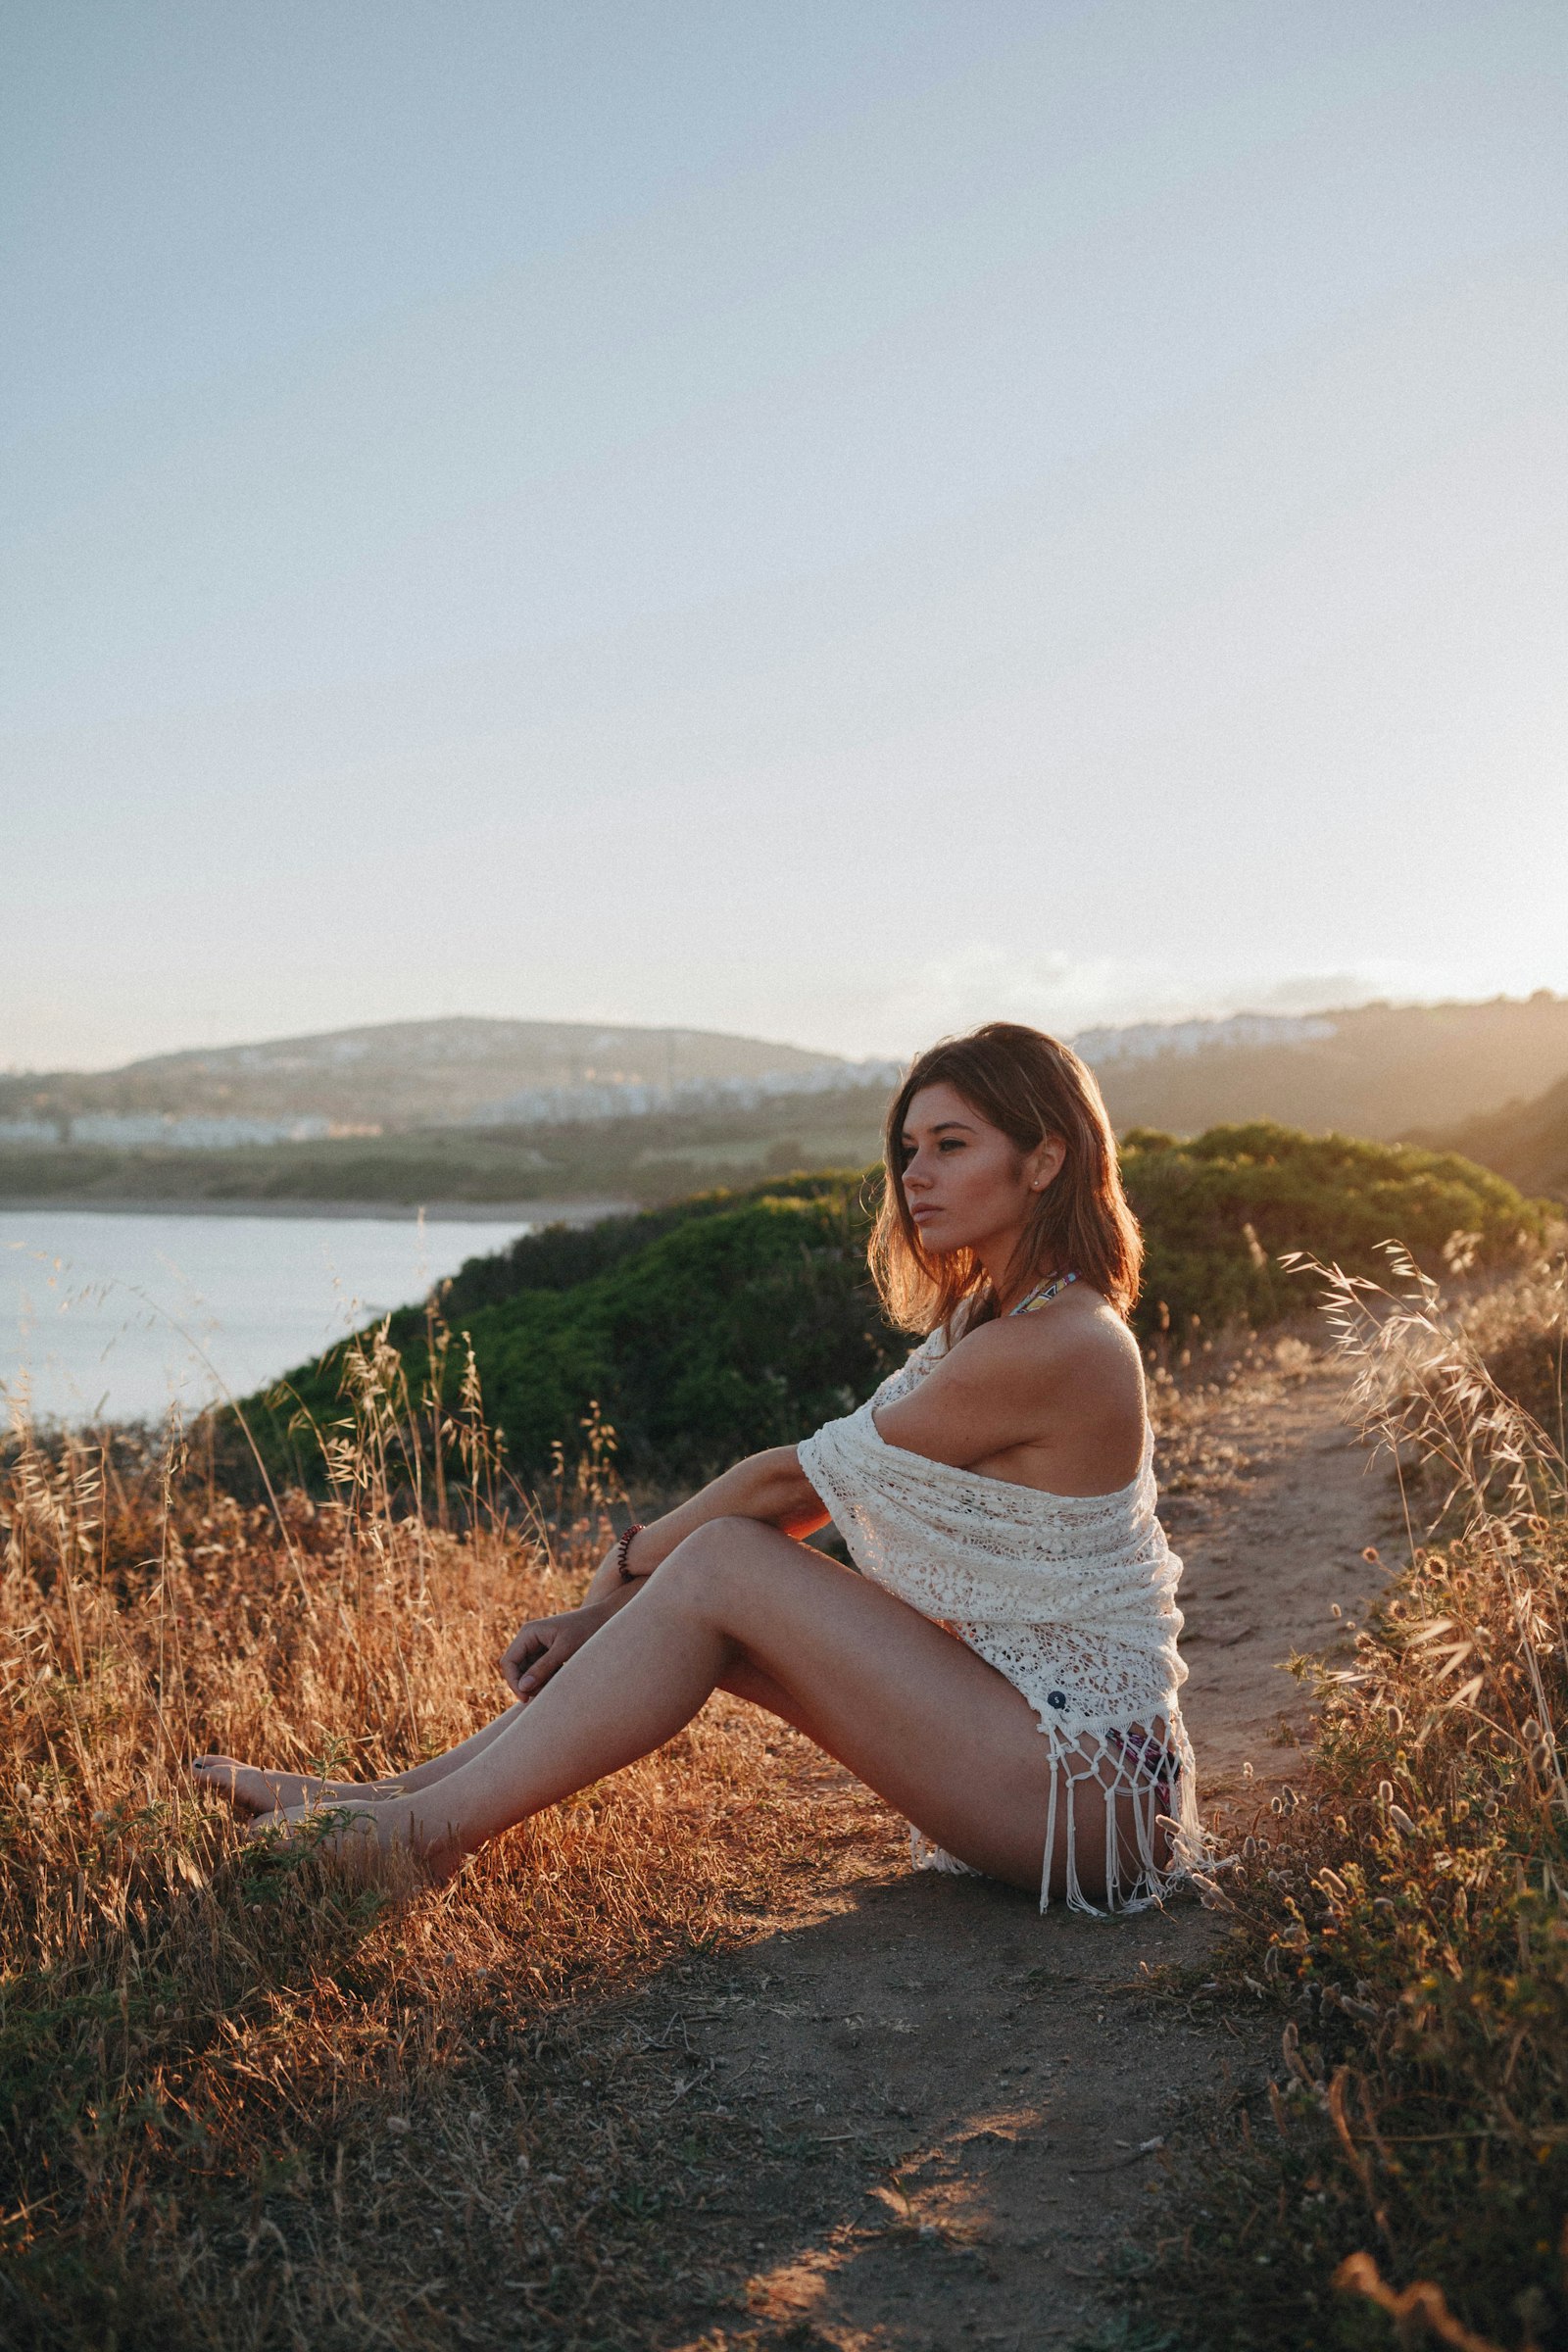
[638, 1860, 1259, 2350]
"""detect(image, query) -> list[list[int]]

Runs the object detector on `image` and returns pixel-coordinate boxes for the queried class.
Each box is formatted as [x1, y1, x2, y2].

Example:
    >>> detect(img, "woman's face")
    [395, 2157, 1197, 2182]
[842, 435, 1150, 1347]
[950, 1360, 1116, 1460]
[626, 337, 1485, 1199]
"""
[898, 1081, 1063, 1258]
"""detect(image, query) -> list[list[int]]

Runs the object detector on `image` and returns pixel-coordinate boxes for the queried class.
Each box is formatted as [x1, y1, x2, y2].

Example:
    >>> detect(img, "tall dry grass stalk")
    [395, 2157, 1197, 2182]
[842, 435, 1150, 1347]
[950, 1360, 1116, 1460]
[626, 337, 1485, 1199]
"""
[1304, 1244, 1568, 1801]
[0, 1331, 889, 2349]
[1135, 1250, 1568, 2352]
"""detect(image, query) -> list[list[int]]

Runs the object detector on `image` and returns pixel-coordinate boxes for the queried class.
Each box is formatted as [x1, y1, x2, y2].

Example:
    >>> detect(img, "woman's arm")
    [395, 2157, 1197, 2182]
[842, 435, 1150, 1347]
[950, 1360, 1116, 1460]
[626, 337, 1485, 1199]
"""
[502, 1446, 832, 1699]
[584, 1446, 828, 1599]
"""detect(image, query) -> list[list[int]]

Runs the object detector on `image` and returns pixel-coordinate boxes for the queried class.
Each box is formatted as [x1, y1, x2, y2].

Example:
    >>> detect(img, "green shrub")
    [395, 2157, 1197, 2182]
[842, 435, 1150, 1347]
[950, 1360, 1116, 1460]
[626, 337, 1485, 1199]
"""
[1123, 1121, 1544, 1337]
[257, 1181, 900, 1488]
[243, 1131, 1544, 1491]
[435, 1170, 864, 1315]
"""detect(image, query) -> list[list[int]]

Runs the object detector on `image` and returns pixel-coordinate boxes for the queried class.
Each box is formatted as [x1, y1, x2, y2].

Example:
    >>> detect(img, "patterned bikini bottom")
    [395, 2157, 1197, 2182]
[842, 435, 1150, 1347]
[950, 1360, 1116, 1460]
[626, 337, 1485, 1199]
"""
[1105, 1727, 1184, 1819]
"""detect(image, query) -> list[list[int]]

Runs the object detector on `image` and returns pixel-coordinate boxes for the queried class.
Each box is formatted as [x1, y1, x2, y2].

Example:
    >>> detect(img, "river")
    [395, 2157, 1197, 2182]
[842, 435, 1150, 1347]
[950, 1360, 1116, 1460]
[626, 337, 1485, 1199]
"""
[0, 1205, 599, 1428]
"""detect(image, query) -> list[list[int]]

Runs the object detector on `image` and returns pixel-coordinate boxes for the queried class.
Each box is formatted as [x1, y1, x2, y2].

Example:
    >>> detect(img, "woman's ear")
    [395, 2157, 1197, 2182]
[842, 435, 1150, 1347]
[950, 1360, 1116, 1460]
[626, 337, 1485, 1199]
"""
[1027, 1134, 1067, 1193]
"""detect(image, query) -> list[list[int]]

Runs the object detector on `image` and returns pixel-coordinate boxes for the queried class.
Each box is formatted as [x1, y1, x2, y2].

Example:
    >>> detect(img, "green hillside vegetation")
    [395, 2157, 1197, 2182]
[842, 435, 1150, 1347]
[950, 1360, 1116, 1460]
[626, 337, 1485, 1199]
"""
[0, 1131, 558, 1209]
[1127, 1120, 1544, 1332]
[0, 1095, 889, 1212]
[1419, 1067, 1568, 1203]
[244, 1127, 1544, 1491]
[256, 1177, 886, 1490]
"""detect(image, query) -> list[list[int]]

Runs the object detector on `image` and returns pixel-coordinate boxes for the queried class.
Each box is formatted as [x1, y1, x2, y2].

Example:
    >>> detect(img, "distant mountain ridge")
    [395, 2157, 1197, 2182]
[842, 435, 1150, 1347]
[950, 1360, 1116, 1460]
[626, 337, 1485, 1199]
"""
[0, 1018, 894, 1144]
[1089, 992, 1568, 1143]
[1073, 1011, 1338, 1065]
[3, 995, 1567, 1162]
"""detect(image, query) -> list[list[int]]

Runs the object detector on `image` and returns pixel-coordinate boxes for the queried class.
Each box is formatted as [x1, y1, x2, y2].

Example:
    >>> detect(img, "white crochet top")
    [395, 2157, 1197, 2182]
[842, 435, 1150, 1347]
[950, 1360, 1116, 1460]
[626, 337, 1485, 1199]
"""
[797, 1321, 1200, 1914]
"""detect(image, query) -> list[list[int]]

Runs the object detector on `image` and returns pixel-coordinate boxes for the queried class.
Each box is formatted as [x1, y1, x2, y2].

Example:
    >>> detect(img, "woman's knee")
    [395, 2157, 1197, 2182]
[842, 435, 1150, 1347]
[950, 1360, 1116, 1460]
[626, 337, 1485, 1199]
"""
[646, 1516, 771, 1607]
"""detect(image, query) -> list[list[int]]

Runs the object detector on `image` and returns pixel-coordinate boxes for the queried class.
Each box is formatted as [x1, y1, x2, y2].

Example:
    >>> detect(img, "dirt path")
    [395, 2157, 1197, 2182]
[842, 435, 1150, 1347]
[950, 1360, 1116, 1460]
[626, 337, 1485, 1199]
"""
[628, 1360, 1403, 2350]
[1161, 1359, 1407, 1800]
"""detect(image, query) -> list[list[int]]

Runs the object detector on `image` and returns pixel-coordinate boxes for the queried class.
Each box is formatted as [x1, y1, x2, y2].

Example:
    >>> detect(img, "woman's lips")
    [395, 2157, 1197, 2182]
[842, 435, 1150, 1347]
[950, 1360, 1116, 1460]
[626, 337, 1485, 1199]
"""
[910, 1203, 943, 1221]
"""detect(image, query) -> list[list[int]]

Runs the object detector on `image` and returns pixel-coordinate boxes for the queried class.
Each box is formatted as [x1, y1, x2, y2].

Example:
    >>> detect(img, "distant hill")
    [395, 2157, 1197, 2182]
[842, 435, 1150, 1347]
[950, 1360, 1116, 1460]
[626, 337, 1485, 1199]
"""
[0, 1017, 889, 1142]
[6, 996, 1568, 1205]
[1089, 993, 1568, 1142]
[1421, 1071, 1568, 1203]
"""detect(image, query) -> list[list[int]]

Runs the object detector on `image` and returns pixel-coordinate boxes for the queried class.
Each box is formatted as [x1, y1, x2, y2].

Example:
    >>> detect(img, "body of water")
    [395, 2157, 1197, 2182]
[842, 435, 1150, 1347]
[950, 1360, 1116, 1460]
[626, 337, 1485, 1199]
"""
[0, 1207, 549, 1427]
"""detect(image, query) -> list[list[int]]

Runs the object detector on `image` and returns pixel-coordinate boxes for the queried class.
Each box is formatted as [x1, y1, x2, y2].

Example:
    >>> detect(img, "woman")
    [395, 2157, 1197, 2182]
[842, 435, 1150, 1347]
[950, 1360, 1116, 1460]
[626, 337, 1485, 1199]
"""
[196, 1022, 1199, 1915]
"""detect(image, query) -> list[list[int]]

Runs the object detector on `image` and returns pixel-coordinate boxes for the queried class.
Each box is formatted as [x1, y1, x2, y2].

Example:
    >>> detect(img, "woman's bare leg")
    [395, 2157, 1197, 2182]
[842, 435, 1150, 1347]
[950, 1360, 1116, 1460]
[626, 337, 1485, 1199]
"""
[200, 1651, 809, 1823]
[194, 1707, 526, 1817]
[260, 1520, 1089, 1894]
[715, 1656, 1174, 1904]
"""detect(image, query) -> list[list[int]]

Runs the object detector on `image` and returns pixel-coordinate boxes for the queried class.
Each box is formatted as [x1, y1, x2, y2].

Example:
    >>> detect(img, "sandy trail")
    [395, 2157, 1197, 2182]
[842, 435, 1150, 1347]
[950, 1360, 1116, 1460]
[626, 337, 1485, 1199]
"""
[629, 1359, 1403, 2350]
[1162, 1360, 1406, 1798]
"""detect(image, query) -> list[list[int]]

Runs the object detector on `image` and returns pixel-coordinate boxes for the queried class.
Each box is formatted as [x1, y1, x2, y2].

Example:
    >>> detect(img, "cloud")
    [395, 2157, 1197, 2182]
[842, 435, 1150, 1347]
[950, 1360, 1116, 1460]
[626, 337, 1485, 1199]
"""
[1248, 971, 1395, 1015]
[831, 950, 1444, 1058]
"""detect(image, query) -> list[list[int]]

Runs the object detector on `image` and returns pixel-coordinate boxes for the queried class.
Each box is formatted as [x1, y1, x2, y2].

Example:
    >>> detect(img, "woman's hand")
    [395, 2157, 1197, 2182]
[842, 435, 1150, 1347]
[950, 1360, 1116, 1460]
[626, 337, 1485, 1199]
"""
[500, 1594, 626, 1700]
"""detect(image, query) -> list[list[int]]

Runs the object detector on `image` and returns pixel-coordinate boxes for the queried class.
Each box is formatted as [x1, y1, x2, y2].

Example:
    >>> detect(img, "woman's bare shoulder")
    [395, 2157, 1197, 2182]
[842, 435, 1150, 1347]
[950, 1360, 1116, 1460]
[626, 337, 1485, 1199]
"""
[944, 1292, 1144, 1392]
[873, 1290, 1145, 1475]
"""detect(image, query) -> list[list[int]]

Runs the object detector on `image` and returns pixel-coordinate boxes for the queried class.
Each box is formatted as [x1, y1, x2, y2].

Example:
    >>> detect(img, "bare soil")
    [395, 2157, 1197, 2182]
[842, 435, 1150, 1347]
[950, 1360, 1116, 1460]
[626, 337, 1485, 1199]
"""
[600, 1359, 1406, 2350]
[1160, 1358, 1406, 1799]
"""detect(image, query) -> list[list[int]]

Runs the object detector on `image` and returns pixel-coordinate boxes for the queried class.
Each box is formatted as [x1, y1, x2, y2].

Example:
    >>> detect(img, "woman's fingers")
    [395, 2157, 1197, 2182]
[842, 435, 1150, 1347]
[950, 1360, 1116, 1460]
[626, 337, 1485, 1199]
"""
[500, 1597, 620, 1698]
[500, 1610, 588, 1698]
[516, 1627, 597, 1702]
[514, 1633, 573, 1698]
[499, 1617, 557, 1698]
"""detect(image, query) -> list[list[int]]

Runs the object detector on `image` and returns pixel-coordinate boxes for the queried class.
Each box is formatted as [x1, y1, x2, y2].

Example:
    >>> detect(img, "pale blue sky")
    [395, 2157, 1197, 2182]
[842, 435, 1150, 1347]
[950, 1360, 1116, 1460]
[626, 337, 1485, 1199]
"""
[4, 2, 1566, 1067]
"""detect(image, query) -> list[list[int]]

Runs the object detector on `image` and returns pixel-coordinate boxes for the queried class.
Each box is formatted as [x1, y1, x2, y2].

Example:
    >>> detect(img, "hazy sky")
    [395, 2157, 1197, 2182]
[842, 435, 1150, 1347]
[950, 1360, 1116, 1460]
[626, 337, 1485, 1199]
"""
[5, 1, 1566, 1069]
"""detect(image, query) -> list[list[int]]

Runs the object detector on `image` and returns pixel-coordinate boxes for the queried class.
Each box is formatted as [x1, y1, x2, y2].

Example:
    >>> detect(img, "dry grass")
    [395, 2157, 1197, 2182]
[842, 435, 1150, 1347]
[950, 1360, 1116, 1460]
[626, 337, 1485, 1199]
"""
[0, 1338, 895, 2349]
[1126, 1251, 1568, 2352]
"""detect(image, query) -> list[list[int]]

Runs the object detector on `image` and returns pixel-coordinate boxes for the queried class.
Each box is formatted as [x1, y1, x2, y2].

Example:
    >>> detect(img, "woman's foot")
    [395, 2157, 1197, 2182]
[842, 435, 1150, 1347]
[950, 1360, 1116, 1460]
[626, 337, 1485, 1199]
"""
[192, 1755, 391, 1818]
[247, 1794, 466, 1882]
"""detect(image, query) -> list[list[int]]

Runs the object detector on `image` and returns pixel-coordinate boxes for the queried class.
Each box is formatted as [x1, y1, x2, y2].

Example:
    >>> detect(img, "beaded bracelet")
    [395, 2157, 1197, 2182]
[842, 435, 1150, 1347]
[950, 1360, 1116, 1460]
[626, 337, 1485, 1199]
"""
[614, 1521, 647, 1582]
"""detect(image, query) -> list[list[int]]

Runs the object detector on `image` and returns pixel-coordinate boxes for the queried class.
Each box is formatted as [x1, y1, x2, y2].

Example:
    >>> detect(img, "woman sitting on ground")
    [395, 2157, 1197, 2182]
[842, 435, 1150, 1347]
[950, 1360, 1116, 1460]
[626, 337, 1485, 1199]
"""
[196, 1022, 1199, 1916]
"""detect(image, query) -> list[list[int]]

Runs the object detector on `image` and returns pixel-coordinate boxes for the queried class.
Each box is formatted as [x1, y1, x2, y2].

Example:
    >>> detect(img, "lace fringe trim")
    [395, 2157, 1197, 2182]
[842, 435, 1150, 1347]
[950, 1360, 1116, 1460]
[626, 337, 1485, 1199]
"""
[909, 1717, 1205, 1918]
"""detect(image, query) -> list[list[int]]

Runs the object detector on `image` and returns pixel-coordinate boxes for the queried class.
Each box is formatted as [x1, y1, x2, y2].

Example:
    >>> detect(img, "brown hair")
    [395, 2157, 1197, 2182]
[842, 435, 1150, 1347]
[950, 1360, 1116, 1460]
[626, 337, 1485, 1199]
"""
[869, 1020, 1142, 1334]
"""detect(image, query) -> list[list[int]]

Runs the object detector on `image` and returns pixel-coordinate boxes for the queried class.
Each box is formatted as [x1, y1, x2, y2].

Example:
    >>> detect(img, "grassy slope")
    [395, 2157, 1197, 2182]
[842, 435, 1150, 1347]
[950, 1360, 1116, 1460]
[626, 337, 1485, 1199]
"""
[247, 1129, 1545, 1491]
[8, 1187, 1566, 2347]
[1424, 1068, 1568, 1203]
[0, 1411, 895, 2351]
[1123, 1261, 1568, 2352]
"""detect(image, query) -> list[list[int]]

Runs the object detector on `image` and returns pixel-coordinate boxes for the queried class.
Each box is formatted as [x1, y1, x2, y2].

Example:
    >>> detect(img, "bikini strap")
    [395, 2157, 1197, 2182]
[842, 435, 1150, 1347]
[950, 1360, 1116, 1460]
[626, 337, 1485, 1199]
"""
[1009, 1270, 1079, 1316]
